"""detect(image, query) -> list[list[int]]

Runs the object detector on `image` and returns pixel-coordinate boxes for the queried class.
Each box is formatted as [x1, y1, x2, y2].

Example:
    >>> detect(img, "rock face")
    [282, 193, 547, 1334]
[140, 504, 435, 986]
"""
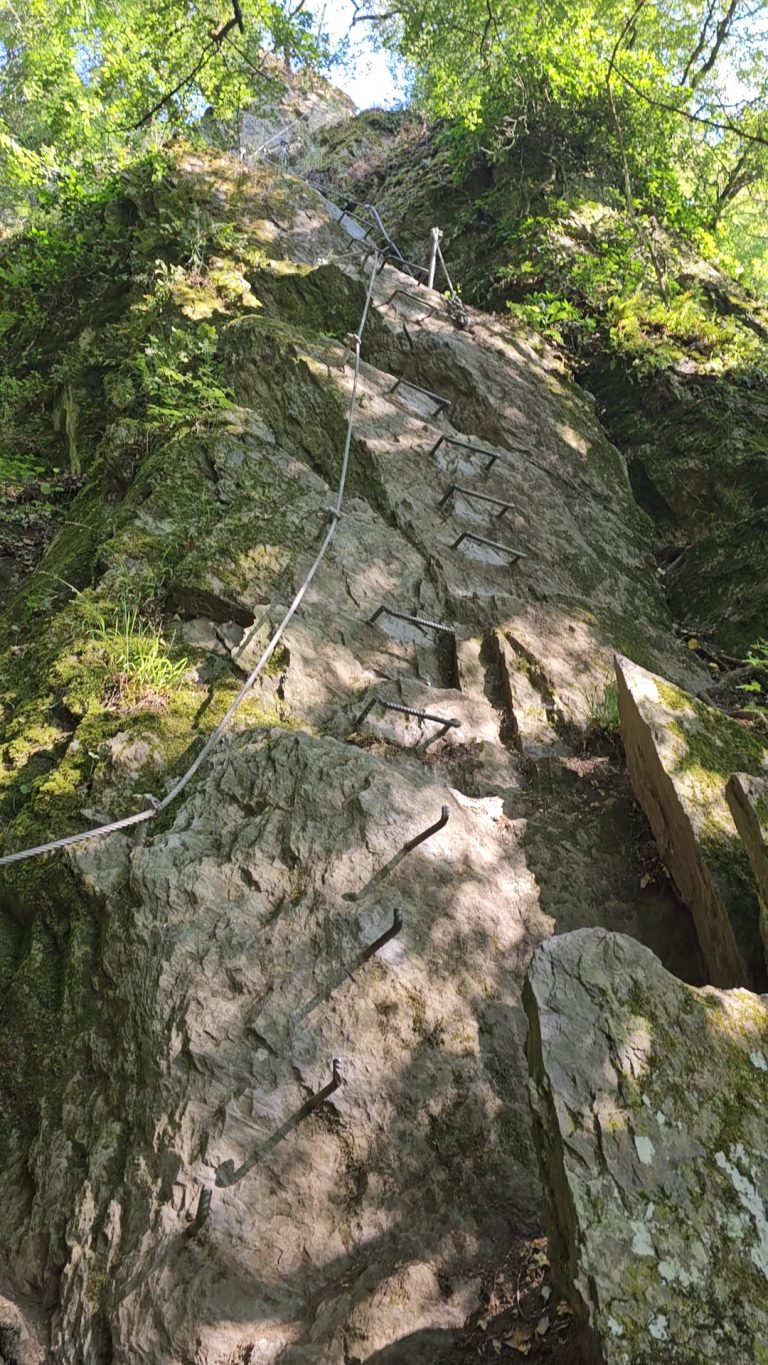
[43, 731, 547, 1362]
[304, 110, 768, 658]
[0, 145, 715, 1361]
[727, 772, 768, 951]
[237, 61, 355, 164]
[615, 654, 767, 988]
[525, 927, 768, 1365]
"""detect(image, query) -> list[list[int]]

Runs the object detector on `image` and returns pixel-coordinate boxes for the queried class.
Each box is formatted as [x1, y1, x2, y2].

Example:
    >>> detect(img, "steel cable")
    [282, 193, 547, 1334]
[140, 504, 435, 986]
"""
[0, 250, 381, 868]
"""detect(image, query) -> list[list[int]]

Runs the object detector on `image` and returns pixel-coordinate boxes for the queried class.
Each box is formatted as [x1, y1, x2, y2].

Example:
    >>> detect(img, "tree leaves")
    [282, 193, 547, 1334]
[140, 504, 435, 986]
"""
[0, 0, 322, 213]
[357, 0, 768, 286]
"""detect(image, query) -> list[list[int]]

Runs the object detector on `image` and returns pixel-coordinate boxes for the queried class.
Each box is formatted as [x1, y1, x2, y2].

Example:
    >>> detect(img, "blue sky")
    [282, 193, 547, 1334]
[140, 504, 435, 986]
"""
[315, 0, 408, 108]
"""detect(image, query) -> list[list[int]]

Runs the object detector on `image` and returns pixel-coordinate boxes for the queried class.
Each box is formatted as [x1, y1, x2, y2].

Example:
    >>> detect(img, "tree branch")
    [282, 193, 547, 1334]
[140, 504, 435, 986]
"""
[615, 65, 768, 148]
[129, 15, 239, 128]
[689, 0, 740, 90]
[350, 0, 403, 24]
[709, 146, 755, 225]
[606, 0, 669, 299]
[679, 0, 718, 86]
[223, 34, 284, 86]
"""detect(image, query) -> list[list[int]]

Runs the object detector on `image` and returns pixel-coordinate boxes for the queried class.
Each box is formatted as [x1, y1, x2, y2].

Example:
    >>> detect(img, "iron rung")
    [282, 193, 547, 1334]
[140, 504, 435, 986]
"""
[391, 376, 451, 415]
[356, 696, 461, 729]
[381, 288, 437, 317]
[368, 605, 456, 636]
[430, 433, 533, 465]
[438, 484, 515, 517]
[451, 531, 526, 562]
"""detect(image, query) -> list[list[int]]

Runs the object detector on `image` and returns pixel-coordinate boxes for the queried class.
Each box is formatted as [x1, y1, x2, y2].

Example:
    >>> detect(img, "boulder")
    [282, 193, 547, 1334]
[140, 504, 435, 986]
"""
[615, 654, 767, 988]
[525, 927, 768, 1365]
[727, 772, 768, 950]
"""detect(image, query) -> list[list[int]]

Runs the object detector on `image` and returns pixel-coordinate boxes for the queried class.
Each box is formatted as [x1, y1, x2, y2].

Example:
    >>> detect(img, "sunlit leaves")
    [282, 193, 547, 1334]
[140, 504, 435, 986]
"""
[0, 0, 319, 212]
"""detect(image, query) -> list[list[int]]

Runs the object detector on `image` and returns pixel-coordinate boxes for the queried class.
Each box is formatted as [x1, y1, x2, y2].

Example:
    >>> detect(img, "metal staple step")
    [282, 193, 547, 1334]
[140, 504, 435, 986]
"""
[451, 531, 526, 562]
[438, 484, 515, 518]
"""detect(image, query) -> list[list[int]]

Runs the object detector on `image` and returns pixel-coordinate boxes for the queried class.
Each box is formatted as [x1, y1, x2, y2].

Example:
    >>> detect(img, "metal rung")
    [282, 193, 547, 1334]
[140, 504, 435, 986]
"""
[348, 242, 387, 274]
[389, 258, 429, 279]
[403, 805, 450, 853]
[390, 376, 451, 415]
[356, 696, 461, 729]
[451, 531, 526, 562]
[347, 202, 419, 277]
[339, 206, 376, 236]
[375, 250, 429, 278]
[369, 605, 455, 636]
[381, 288, 437, 318]
[438, 485, 515, 518]
[430, 433, 532, 466]
[359, 908, 403, 963]
[338, 226, 390, 274]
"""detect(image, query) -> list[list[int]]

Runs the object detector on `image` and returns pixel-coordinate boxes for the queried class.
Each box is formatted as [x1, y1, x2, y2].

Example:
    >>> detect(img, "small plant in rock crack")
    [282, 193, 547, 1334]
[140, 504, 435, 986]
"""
[583, 681, 621, 741]
[89, 601, 189, 710]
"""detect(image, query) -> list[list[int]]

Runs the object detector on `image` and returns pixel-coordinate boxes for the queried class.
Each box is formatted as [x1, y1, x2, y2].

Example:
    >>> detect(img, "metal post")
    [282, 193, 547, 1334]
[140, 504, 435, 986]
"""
[427, 228, 442, 291]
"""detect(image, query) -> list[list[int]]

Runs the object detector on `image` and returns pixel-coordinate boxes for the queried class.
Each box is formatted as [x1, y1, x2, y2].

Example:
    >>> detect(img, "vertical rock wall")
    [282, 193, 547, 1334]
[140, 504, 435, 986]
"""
[0, 154, 716, 1362]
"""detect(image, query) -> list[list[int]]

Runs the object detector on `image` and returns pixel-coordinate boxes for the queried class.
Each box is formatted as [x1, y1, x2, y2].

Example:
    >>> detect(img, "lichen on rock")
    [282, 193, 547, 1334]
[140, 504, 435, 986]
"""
[727, 772, 768, 956]
[615, 653, 768, 987]
[525, 927, 768, 1365]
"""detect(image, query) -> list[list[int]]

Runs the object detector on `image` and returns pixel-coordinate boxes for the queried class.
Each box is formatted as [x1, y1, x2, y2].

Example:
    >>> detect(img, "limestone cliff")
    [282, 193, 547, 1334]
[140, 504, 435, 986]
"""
[303, 109, 768, 661]
[525, 928, 768, 1365]
[0, 124, 760, 1364]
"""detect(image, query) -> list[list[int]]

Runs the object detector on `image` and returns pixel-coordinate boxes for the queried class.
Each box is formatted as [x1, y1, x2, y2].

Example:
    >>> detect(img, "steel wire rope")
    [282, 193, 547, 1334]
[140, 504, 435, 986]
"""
[0, 250, 381, 869]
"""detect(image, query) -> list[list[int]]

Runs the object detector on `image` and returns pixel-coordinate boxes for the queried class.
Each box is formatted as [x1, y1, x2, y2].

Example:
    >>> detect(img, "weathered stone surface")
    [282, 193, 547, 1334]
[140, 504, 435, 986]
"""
[490, 627, 568, 758]
[615, 653, 767, 987]
[0, 147, 713, 1363]
[525, 927, 768, 1365]
[0, 1292, 43, 1364]
[238, 62, 355, 163]
[727, 772, 768, 953]
[47, 731, 547, 1363]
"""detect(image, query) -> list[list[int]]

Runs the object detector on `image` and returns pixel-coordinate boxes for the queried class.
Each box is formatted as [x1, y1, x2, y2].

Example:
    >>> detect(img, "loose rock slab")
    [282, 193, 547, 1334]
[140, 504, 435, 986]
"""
[727, 773, 768, 952]
[525, 928, 768, 1365]
[615, 653, 767, 987]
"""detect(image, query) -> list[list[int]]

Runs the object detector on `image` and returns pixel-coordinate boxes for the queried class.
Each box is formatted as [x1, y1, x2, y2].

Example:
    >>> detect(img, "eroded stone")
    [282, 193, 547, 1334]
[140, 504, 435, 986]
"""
[525, 927, 768, 1365]
[727, 772, 768, 956]
[615, 653, 767, 987]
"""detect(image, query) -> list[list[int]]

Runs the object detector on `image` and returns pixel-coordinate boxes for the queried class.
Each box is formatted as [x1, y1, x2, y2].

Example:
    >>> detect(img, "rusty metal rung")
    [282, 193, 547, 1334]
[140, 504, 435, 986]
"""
[359, 908, 404, 963]
[438, 484, 515, 517]
[451, 531, 526, 562]
[430, 434, 500, 466]
[403, 805, 450, 853]
[390, 376, 451, 415]
[381, 288, 437, 317]
[368, 605, 456, 636]
[356, 695, 461, 729]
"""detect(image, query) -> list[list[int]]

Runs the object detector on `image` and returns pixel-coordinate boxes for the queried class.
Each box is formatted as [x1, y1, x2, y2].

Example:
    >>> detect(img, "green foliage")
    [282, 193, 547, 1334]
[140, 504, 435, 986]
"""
[739, 640, 768, 714]
[0, 147, 251, 488]
[0, 0, 326, 217]
[364, 0, 768, 292]
[507, 292, 596, 346]
[455, 181, 768, 382]
[130, 322, 233, 431]
[88, 600, 189, 699]
[583, 681, 621, 740]
[609, 285, 768, 379]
